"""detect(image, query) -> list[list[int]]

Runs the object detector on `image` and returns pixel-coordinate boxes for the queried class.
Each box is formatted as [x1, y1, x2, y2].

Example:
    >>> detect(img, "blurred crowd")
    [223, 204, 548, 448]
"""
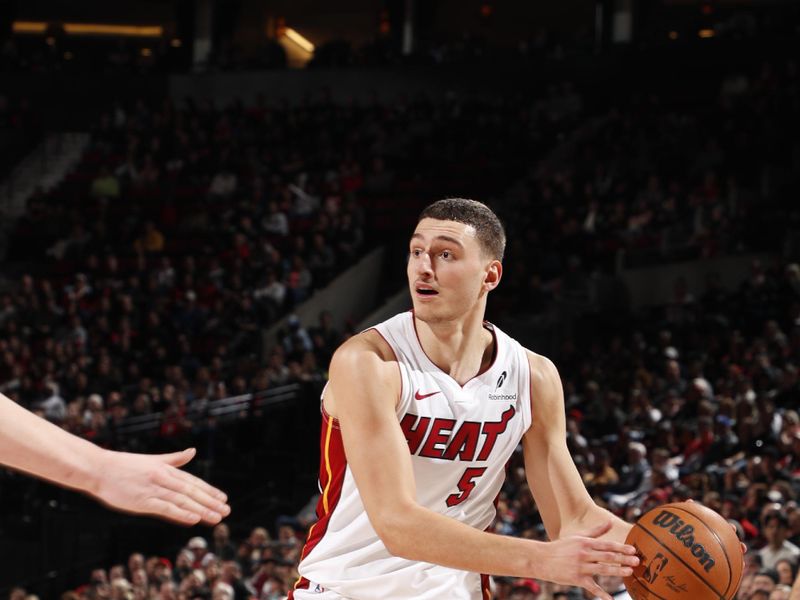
[495, 57, 798, 319]
[1, 38, 799, 600]
[7, 522, 304, 600]
[8, 260, 800, 600]
[0, 93, 389, 449]
[489, 258, 800, 600]
[0, 83, 566, 450]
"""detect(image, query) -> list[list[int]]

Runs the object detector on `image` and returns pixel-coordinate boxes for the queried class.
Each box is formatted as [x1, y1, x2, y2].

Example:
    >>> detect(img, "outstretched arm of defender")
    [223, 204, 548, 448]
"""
[327, 333, 637, 600]
[0, 393, 230, 525]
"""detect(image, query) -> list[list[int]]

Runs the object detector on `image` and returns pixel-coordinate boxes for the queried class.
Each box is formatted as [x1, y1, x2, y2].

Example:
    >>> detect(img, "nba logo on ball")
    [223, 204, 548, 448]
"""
[624, 501, 744, 600]
[641, 552, 669, 584]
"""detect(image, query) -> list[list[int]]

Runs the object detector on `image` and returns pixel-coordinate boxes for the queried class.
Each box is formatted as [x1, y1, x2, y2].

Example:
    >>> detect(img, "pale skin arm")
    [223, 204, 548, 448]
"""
[523, 352, 632, 545]
[326, 333, 638, 600]
[791, 566, 800, 600]
[0, 392, 230, 525]
[522, 352, 636, 598]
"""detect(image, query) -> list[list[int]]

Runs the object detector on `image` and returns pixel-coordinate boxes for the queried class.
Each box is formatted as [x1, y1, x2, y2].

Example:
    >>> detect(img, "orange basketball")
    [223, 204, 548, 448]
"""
[623, 501, 744, 600]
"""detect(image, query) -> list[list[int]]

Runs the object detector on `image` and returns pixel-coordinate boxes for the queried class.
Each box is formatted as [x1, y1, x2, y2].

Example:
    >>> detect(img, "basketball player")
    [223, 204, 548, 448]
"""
[290, 199, 639, 600]
[0, 392, 230, 525]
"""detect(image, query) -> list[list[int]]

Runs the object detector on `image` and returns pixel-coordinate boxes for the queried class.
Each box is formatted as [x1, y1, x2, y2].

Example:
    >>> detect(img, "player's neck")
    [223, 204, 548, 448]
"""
[414, 312, 494, 385]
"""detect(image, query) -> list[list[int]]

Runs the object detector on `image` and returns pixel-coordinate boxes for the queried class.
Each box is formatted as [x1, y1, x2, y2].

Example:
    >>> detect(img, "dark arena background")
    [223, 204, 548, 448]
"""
[0, 0, 799, 599]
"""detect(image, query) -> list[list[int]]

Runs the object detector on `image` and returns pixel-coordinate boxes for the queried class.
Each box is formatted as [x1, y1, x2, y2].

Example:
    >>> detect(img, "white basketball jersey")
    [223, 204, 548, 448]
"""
[291, 311, 533, 600]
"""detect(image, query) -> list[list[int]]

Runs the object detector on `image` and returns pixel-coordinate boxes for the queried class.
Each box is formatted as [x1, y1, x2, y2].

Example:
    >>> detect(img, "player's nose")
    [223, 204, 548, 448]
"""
[414, 251, 434, 278]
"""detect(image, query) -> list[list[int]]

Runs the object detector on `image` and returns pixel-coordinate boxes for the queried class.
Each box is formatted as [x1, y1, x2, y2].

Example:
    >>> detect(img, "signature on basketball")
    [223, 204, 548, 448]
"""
[651, 510, 716, 572]
[664, 575, 689, 594]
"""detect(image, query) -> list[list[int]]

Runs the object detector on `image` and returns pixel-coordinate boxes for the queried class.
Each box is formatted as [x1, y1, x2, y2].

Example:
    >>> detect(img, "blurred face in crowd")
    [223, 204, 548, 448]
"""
[91, 569, 108, 585]
[128, 553, 144, 576]
[764, 516, 788, 546]
[205, 559, 221, 583]
[278, 524, 297, 544]
[249, 527, 269, 548]
[770, 585, 792, 600]
[775, 560, 794, 585]
[153, 562, 171, 583]
[214, 523, 230, 545]
[221, 561, 241, 583]
[745, 553, 763, 576]
[752, 573, 777, 594]
[158, 580, 177, 600]
[131, 568, 147, 587]
[175, 550, 193, 571]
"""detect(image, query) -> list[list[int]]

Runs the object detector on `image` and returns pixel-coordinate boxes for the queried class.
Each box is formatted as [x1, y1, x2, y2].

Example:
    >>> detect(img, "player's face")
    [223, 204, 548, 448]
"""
[407, 218, 500, 323]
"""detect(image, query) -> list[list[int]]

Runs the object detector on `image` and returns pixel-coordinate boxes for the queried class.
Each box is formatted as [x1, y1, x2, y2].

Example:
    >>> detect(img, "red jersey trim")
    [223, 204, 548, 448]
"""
[293, 409, 348, 587]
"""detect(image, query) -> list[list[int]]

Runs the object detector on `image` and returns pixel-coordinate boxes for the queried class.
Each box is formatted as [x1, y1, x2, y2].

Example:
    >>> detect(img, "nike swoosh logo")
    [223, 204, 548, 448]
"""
[414, 390, 440, 400]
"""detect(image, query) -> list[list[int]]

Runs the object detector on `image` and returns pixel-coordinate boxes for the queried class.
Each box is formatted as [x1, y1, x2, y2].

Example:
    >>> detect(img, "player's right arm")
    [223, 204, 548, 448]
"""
[325, 331, 634, 599]
[0, 392, 229, 525]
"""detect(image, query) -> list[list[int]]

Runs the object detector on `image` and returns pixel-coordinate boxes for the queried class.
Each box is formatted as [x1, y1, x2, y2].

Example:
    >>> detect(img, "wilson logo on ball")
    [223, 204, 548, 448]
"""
[652, 510, 716, 572]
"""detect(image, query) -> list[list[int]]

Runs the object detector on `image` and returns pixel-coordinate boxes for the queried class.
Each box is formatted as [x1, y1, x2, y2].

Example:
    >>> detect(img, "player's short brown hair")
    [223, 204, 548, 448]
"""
[419, 198, 506, 261]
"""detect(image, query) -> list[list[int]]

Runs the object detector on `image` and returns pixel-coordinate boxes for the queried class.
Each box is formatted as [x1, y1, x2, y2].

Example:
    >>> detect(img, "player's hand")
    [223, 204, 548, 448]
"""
[90, 447, 231, 525]
[540, 521, 639, 600]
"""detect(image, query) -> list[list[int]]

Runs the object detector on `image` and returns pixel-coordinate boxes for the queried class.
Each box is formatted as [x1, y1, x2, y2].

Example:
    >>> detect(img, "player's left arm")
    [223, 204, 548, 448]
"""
[522, 351, 632, 544]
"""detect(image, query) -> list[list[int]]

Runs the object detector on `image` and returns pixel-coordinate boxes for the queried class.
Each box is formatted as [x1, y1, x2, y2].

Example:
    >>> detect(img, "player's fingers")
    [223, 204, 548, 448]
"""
[741, 542, 747, 554]
[167, 468, 230, 514]
[582, 577, 612, 600]
[590, 539, 639, 555]
[585, 562, 634, 578]
[156, 470, 228, 521]
[144, 497, 203, 526]
[586, 550, 640, 567]
[160, 487, 223, 525]
[160, 447, 196, 468]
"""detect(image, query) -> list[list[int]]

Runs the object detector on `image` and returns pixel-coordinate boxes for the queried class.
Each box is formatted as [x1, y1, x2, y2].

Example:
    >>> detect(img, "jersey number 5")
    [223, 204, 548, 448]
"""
[446, 467, 487, 507]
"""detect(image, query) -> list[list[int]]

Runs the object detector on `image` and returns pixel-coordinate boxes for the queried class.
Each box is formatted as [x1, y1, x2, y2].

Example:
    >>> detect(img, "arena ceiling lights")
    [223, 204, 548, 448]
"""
[12, 21, 163, 38]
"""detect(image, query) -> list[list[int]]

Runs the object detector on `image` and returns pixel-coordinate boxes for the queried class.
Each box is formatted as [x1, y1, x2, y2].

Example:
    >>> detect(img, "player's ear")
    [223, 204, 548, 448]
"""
[483, 260, 502, 291]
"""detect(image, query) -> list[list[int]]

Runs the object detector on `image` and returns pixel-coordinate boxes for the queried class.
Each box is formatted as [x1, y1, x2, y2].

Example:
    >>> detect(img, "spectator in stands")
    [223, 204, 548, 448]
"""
[774, 558, 797, 587]
[187, 536, 210, 568]
[752, 568, 779, 597]
[213, 523, 237, 561]
[759, 512, 800, 570]
[606, 442, 652, 508]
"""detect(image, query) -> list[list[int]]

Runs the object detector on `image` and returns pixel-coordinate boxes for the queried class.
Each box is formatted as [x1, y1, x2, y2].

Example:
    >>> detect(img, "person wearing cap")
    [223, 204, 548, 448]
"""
[0, 391, 230, 525]
[188, 536, 209, 567]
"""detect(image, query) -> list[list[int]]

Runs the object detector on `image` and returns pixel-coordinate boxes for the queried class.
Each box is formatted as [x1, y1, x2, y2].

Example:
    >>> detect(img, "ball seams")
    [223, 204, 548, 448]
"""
[633, 521, 726, 599]
[668, 505, 738, 599]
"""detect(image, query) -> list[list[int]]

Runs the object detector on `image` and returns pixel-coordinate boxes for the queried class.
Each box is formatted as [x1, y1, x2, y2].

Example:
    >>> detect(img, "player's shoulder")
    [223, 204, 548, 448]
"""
[522, 348, 560, 386]
[330, 328, 398, 373]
